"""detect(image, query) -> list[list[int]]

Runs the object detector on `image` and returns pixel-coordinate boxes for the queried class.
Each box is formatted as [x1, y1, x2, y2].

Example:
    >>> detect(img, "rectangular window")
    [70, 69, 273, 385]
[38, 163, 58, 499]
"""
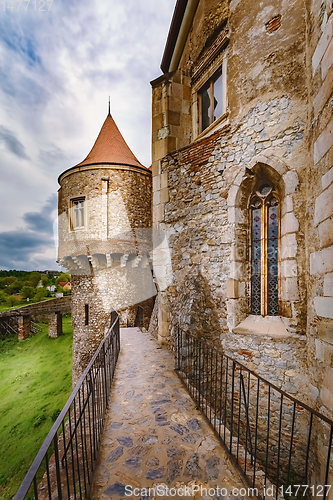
[85, 304, 89, 325]
[71, 198, 85, 229]
[198, 67, 223, 133]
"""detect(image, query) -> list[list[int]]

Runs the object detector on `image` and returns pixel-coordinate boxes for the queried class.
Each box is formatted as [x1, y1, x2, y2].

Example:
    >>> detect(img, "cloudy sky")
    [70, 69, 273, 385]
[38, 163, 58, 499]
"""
[0, 0, 175, 271]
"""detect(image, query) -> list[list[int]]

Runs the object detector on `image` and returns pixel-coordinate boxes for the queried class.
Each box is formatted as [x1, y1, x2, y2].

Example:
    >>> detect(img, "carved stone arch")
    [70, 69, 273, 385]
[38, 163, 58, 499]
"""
[228, 155, 288, 209]
[226, 155, 295, 333]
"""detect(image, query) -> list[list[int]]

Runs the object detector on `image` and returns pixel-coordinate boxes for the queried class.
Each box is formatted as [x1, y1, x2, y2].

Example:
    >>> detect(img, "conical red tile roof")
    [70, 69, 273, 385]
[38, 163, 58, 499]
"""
[74, 113, 146, 169]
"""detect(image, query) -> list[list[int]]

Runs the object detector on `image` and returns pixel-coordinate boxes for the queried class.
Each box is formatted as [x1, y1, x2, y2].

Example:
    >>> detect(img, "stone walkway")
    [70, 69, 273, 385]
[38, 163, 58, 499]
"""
[90, 328, 249, 500]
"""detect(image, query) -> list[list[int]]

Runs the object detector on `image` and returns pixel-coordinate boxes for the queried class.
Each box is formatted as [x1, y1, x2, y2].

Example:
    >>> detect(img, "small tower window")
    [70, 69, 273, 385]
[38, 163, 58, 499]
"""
[85, 304, 89, 325]
[250, 182, 279, 316]
[71, 198, 85, 229]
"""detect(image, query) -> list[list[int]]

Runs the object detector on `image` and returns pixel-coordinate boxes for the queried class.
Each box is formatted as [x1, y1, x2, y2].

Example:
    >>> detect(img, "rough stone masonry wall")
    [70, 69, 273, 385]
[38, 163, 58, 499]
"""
[70, 259, 155, 385]
[59, 164, 152, 386]
[151, 0, 333, 489]
[306, 0, 333, 430]
[156, 94, 310, 399]
[59, 166, 152, 259]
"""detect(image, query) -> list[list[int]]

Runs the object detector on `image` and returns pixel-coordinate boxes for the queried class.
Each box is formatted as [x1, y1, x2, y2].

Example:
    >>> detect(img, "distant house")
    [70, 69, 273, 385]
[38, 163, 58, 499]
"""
[59, 282, 71, 290]
[45, 270, 59, 277]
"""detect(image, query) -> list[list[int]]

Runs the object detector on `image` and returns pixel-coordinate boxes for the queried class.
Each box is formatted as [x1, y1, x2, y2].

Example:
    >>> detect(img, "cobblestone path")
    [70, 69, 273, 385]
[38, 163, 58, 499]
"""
[90, 328, 249, 500]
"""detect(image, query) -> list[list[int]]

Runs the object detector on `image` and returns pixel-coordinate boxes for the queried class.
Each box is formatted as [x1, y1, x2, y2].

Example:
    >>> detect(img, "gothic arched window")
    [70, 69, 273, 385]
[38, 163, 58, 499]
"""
[250, 182, 279, 316]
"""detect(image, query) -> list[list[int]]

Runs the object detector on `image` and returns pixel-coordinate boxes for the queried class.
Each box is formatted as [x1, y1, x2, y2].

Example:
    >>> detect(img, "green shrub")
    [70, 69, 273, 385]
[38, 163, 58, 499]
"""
[33, 414, 47, 428]
[6, 295, 21, 308]
[51, 408, 62, 422]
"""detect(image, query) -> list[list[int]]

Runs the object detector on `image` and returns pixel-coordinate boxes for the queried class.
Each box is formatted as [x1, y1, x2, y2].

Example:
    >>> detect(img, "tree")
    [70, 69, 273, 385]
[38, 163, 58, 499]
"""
[30, 272, 41, 288]
[5, 277, 15, 286]
[0, 291, 7, 304]
[33, 288, 47, 302]
[41, 276, 50, 286]
[7, 280, 23, 294]
[21, 286, 36, 300]
[6, 295, 21, 307]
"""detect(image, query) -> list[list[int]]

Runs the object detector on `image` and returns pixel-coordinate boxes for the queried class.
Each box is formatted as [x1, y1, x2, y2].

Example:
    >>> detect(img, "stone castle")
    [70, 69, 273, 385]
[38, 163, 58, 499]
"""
[57, 0, 333, 419]
[150, 0, 333, 418]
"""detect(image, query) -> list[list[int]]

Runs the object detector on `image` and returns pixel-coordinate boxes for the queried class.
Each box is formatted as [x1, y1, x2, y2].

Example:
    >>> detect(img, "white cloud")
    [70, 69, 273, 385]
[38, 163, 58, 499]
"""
[0, 0, 175, 269]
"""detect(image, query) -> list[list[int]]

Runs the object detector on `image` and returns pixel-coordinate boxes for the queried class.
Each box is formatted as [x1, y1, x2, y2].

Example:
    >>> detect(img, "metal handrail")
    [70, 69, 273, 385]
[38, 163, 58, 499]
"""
[14, 312, 120, 500]
[175, 327, 333, 500]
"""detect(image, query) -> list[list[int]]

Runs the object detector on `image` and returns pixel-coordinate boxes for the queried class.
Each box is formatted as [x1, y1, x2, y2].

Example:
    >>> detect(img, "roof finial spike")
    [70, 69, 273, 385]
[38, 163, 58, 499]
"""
[108, 96, 111, 117]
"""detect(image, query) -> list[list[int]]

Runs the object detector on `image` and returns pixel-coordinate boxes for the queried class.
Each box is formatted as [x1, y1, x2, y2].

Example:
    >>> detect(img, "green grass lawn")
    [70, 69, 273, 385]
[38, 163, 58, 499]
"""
[0, 315, 73, 500]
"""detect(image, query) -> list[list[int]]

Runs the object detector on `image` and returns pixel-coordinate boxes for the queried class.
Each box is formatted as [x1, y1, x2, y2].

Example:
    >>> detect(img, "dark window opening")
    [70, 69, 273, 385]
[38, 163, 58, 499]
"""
[85, 304, 89, 325]
[198, 67, 223, 133]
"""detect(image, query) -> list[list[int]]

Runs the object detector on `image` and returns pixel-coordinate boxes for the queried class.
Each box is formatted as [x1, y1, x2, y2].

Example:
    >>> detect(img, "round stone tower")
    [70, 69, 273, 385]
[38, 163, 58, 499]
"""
[58, 108, 153, 384]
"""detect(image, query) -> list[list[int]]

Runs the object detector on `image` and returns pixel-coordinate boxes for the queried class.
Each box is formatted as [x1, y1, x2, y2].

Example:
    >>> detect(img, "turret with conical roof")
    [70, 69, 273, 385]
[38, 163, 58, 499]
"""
[58, 110, 153, 385]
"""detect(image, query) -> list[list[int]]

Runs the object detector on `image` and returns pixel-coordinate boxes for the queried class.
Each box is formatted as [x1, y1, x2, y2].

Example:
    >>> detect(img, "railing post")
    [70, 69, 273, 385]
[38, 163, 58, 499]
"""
[53, 434, 63, 500]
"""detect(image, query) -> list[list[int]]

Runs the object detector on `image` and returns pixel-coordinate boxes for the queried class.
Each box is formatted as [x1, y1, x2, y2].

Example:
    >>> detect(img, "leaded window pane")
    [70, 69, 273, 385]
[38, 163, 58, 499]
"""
[267, 197, 278, 315]
[251, 201, 261, 315]
[250, 191, 279, 316]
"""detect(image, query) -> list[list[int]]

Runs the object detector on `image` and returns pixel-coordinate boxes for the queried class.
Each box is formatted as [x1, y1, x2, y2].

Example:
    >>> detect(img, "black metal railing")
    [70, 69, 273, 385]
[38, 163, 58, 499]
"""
[0, 316, 18, 336]
[14, 311, 120, 500]
[175, 328, 333, 500]
[31, 321, 42, 334]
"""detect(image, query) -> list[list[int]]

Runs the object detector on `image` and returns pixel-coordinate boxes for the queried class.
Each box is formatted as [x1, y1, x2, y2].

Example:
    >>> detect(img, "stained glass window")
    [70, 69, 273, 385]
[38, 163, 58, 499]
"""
[267, 197, 278, 315]
[250, 186, 279, 316]
[251, 199, 261, 315]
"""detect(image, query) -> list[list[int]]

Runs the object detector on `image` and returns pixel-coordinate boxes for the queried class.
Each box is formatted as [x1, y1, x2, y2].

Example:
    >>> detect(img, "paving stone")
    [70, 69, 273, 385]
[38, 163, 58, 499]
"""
[146, 468, 165, 480]
[185, 453, 203, 479]
[206, 456, 221, 479]
[167, 446, 184, 457]
[167, 458, 183, 483]
[108, 422, 123, 430]
[170, 423, 189, 435]
[124, 456, 142, 469]
[125, 390, 135, 399]
[146, 457, 159, 467]
[188, 417, 201, 430]
[117, 437, 134, 447]
[107, 446, 123, 463]
[140, 435, 159, 445]
[104, 482, 127, 496]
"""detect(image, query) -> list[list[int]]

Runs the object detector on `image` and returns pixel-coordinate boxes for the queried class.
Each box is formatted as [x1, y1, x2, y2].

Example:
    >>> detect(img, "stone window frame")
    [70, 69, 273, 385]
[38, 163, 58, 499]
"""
[69, 196, 86, 232]
[227, 155, 301, 337]
[191, 50, 228, 141]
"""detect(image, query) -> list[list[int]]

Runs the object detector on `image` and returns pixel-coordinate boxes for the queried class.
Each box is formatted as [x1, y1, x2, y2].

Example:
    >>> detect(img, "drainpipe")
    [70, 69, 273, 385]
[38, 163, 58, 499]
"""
[169, 0, 199, 72]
